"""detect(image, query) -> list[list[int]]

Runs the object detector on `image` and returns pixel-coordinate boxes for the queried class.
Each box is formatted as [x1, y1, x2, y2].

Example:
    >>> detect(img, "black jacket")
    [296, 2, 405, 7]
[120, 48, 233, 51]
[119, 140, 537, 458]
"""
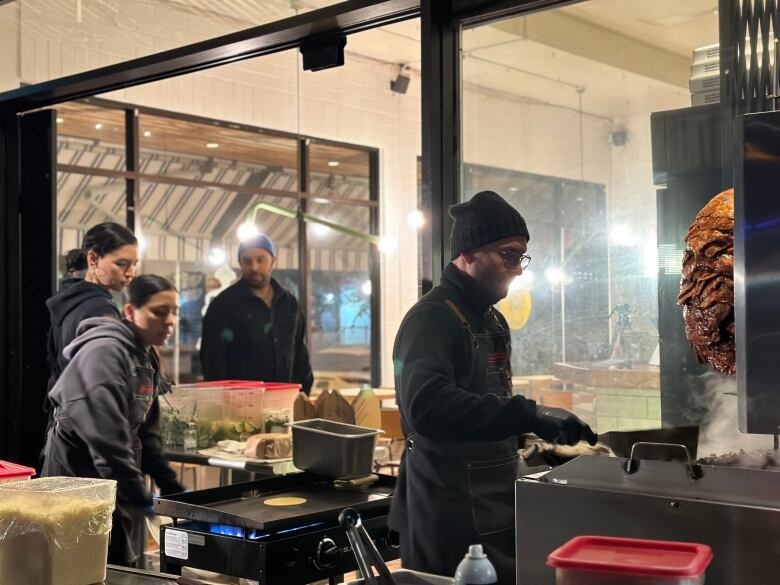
[45, 279, 121, 389]
[389, 264, 538, 582]
[200, 278, 314, 393]
[42, 317, 183, 507]
[392, 264, 537, 442]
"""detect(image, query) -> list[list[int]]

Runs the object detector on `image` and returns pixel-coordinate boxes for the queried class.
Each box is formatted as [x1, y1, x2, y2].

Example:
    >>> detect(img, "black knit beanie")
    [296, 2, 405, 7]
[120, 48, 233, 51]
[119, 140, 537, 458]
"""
[449, 191, 530, 259]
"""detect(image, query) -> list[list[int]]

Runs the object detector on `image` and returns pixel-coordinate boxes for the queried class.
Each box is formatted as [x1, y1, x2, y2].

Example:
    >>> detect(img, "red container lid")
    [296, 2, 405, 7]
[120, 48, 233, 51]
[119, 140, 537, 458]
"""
[262, 383, 301, 391]
[547, 536, 713, 578]
[194, 380, 267, 387]
[0, 460, 36, 480]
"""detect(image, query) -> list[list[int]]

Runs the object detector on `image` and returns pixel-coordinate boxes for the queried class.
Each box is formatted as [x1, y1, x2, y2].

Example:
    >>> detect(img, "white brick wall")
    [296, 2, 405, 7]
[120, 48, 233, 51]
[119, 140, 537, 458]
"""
[0, 2, 20, 92]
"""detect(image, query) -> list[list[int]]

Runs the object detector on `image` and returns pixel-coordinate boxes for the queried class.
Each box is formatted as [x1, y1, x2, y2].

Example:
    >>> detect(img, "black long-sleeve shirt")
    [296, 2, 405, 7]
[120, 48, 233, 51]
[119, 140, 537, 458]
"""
[200, 278, 314, 394]
[392, 263, 537, 442]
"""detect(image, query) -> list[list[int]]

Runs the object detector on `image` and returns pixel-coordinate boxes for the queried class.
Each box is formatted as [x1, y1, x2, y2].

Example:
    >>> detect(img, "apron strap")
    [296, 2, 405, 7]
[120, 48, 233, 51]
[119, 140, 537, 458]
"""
[444, 300, 474, 335]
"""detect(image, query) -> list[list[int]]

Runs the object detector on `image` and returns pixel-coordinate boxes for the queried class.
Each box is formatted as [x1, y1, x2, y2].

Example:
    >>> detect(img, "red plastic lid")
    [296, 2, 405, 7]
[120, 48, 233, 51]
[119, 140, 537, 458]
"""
[547, 536, 713, 578]
[194, 380, 300, 391]
[0, 460, 36, 480]
[262, 383, 301, 391]
[194, 380, 267, 387]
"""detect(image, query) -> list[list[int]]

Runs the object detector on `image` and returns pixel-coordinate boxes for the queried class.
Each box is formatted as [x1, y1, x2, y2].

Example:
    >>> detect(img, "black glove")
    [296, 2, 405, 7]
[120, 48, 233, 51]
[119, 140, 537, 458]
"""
[532, 406, 597, 446]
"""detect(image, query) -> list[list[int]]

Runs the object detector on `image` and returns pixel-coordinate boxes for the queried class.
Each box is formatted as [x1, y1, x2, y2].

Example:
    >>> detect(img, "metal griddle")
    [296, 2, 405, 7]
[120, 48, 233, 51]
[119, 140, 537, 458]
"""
[154, 472, 394, 532]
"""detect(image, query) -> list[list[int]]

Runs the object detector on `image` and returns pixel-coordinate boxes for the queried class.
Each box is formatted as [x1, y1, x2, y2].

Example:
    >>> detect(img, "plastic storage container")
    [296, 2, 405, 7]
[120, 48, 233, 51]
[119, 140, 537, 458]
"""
[0, 460, 35, 483]
[261, 382, 300, 432]
[547, 536, 713, 585]
[0, 477, 117, 585]
[290, 419, 382, 479]
[160, 381, 266, 448]
[160, 381, 299, 448]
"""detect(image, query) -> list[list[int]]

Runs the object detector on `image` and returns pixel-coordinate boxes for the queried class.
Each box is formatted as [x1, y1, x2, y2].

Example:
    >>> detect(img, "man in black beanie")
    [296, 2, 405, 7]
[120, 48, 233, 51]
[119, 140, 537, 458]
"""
[389, 190, 595, 583]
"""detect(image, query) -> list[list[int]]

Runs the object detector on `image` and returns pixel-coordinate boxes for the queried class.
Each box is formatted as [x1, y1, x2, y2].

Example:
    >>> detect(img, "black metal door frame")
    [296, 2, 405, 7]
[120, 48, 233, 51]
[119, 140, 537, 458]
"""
[0, 110, 57, 466]
[420, 0, 586, 287]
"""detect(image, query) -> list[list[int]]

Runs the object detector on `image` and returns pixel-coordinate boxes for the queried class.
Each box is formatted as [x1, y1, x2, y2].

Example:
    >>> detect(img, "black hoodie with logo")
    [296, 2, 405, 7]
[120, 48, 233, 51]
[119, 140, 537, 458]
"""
[45, 279, 121, 389]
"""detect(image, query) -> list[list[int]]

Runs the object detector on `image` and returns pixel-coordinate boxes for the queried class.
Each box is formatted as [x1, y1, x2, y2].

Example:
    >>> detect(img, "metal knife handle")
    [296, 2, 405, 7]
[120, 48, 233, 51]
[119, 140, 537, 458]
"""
[624, 442, 701, 480]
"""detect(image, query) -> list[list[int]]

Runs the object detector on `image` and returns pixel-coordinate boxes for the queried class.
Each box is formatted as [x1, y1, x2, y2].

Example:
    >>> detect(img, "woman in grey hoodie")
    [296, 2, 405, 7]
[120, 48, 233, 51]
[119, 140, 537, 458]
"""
[42, 274, 184, 567]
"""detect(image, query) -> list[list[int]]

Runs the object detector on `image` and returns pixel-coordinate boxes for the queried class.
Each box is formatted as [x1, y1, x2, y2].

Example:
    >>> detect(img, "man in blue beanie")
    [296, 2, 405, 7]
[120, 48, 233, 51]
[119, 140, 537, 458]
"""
[200, 233, 313, 393]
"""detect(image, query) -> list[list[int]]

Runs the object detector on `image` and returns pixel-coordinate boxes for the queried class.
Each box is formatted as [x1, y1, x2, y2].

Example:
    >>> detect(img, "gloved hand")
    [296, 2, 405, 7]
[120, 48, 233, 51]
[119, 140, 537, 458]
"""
[143, 504, 156, 519]
[532, 406, 598, 446]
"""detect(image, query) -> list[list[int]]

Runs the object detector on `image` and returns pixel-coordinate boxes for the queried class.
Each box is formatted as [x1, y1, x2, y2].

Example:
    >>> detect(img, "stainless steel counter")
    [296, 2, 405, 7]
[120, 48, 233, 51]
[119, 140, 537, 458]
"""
[106, 566, 179, 584]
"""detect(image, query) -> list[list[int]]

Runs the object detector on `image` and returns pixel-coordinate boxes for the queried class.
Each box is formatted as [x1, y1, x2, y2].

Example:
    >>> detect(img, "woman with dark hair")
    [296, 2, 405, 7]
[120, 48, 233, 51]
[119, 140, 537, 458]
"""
[42, 274, 184, 567]
[46, 222, 139, 389]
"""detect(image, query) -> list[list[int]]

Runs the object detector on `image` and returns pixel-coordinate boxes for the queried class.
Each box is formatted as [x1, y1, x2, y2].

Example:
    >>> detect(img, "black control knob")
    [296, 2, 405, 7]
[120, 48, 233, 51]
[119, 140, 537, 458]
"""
[315, 537, 341, 569]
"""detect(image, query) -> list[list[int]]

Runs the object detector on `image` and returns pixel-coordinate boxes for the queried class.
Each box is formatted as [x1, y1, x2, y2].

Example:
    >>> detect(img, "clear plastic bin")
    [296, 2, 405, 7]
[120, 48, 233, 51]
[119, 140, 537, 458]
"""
[261, 383, 300, 433]
[0, 460, 35, 483]
[161, 381, 266, 448]
[0, 477, 117, 585]
[547, 536, 713, 585]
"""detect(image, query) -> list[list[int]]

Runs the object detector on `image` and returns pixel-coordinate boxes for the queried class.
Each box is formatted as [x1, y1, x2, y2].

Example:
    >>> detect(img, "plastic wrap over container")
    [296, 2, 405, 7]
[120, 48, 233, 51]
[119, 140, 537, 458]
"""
[0, 477, 117, 585]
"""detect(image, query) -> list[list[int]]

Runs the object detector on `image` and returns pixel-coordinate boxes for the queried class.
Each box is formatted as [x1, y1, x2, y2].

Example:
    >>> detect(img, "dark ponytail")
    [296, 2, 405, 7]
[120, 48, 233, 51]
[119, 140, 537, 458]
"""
[64, 248, 88, 273]
[126, 275, 177, 308]
[80, 222, 138, 262]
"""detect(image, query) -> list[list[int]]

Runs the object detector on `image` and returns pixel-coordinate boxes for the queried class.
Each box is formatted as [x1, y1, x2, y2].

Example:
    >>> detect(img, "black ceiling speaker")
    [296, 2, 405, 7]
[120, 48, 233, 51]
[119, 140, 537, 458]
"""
[300, 36, 347, 72]
[390, 73, 411, 95]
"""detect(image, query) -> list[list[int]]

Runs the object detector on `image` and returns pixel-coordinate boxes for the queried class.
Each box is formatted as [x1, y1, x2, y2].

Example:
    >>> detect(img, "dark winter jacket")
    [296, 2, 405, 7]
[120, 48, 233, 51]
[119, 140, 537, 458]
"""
[42, 317, 183, 507]
[45, 279, 121, 389]
[200, 278, 314, 393]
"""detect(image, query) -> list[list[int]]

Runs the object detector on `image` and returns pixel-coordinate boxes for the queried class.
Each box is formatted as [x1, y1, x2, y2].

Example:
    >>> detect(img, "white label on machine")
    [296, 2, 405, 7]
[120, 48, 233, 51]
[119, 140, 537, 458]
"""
[165, 529, 189, 560]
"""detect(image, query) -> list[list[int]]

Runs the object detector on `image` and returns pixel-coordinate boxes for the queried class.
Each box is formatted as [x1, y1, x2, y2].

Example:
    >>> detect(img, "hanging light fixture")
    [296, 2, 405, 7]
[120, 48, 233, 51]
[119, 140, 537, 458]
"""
[237, 223, 260, 241]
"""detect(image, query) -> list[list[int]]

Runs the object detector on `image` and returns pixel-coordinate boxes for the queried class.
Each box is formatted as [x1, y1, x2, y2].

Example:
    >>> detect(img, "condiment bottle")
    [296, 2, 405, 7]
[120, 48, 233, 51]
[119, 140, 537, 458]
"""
[183, 422, 197, 450]
[454, 544, 498, 585]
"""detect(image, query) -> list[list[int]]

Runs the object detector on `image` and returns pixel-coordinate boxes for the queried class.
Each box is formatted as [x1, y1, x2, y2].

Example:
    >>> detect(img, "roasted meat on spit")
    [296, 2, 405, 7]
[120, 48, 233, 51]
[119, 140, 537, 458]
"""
[678, 188, 735, 375]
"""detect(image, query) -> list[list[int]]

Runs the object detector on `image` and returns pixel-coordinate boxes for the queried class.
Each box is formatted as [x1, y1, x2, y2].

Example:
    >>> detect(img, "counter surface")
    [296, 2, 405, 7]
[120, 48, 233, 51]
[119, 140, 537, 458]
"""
[106, 566, 178, 584]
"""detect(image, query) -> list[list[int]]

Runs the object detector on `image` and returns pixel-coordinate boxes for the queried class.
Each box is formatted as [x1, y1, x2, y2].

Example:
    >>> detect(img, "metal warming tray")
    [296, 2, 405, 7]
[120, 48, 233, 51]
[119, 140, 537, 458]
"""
[598, 426, 699, 460]
[290, 419, 382, 479]
[515, 453, 780, 585]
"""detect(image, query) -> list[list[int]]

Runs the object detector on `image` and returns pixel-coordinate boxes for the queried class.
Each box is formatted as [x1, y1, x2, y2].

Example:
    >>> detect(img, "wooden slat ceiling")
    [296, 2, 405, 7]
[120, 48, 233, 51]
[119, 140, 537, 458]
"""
[54, 102, 371, 178]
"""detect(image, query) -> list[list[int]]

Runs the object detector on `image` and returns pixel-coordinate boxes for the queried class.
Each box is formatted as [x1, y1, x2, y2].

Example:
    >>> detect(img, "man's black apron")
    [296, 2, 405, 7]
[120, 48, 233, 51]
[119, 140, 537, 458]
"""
[392, 299, 519, 584]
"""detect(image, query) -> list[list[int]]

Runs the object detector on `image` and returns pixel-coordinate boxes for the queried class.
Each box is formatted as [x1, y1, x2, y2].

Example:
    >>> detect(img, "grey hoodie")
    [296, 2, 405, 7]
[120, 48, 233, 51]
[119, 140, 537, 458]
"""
[42, 317, 182, 508]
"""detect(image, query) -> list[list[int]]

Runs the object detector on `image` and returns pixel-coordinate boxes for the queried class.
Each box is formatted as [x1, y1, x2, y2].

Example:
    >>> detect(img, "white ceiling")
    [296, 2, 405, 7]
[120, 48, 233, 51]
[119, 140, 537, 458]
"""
[346, 0, 718, 119]
[566, 0, 719, 58]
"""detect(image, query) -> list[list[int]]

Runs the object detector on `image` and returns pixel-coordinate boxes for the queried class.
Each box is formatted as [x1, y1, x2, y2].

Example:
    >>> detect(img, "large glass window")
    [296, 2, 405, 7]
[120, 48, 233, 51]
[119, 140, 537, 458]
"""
[53, 99, 382, 385]
[140, 184, 299, 383]
[461, 1, 721, 440]
[307, 200, 373, 382]
[55, 102, 128, 286]
[49, 16, 421, 391]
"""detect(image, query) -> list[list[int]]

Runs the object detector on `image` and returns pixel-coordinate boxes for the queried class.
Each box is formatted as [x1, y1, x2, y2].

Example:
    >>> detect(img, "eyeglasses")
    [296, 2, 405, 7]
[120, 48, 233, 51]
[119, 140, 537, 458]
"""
[495, 249, 532, 270]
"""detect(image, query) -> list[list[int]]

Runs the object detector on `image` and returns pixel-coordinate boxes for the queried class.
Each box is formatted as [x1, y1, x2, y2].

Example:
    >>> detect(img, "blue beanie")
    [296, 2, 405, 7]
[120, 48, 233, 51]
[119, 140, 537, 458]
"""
[238, 234, 276, 259]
